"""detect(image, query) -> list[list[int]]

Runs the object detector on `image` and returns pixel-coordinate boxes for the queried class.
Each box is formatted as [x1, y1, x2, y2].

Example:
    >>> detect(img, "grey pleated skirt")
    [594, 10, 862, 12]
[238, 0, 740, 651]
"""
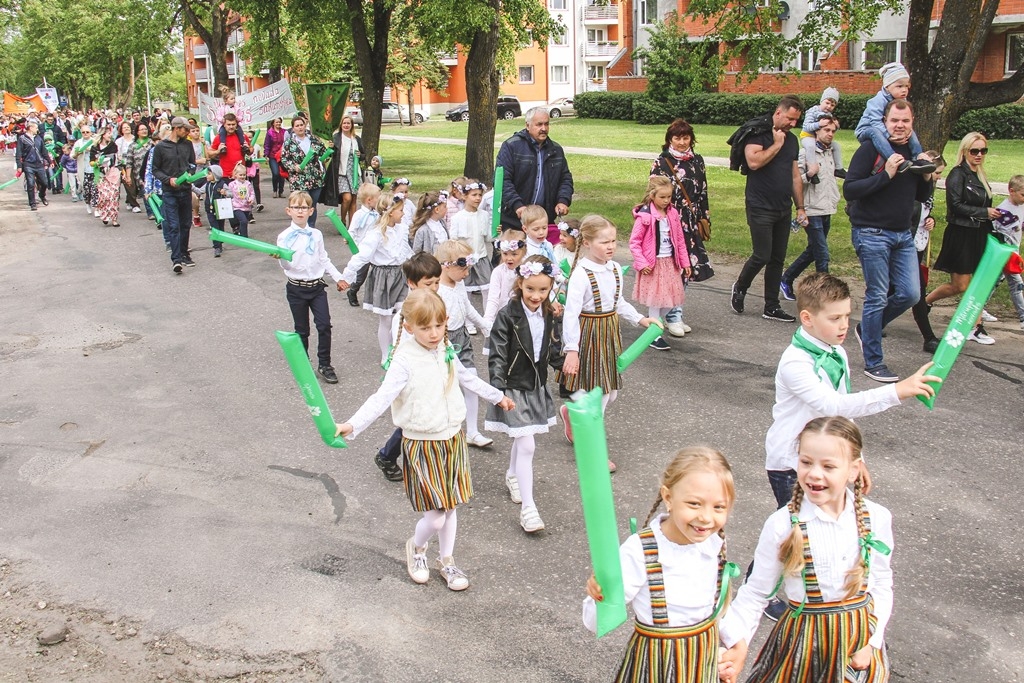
[363, 264, 408, 315]
[464, 257, 493, 292]
[448, 325, 475, 367]
[485, 385, 556, 438]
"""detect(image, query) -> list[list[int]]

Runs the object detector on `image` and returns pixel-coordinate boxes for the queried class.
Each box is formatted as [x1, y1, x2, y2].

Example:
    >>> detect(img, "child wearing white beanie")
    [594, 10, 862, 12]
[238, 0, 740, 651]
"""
[854, 62, 933, 174]
[801, 87, 844, 182]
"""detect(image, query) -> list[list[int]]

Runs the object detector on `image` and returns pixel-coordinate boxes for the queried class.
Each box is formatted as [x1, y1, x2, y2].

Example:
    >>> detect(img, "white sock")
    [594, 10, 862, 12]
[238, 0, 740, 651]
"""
[377, 314, 393, 365]
[513, 435, 536, 510]
[438, 509, 458, 558]
[648, 306, 664, 320]
[413, 509, 446, 549]
[464, 387, 480, 437]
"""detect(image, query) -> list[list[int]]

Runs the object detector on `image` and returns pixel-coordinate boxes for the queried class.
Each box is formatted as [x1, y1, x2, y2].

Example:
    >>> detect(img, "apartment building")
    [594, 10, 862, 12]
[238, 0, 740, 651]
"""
[184, 29, 272, 111]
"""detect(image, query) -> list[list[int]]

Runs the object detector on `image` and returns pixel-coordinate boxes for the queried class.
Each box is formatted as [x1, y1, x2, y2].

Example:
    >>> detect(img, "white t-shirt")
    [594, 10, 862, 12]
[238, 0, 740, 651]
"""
[656, 217, 673, 258]
[994, 198, 1023, 248]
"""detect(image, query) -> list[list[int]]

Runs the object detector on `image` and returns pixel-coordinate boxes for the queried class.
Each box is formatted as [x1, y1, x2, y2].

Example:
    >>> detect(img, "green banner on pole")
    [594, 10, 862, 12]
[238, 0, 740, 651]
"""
[304, 83, 352, 140]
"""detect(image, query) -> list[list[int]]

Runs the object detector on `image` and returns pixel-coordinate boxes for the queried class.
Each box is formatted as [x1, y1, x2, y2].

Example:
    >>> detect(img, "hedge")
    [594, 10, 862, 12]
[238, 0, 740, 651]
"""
[579, 91, 1024, 139]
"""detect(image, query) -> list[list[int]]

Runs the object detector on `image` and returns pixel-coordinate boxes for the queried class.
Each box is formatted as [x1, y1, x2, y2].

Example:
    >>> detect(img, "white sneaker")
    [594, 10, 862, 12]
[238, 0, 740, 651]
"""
[466, 432, 493, 448]
[980, 309, 998, 322]
[968, 326, 995, 345]
[93, 210, 100, 217]
[405, 538, 429, 584]
[1019, 320, 1024, 331]
[520, 506, 545, 533]
[437, 557, 469, 591]
[131, 206, 141, 213]
[681, 323, 692, 334]
[466, 322, 478, 335]
[505, 474, 522, 503]
[86, 206, 93, 214]
[665, 321, 686, 338]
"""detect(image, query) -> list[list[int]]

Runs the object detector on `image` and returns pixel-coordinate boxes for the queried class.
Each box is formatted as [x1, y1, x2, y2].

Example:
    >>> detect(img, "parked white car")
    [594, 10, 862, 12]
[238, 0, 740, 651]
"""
[545, 98, 575, 118]
[352, 102, 429, 125]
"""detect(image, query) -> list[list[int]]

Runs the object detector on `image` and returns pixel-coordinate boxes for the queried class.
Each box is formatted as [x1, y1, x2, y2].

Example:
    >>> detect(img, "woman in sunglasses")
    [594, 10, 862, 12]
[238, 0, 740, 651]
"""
[926, 132, 1003, 345]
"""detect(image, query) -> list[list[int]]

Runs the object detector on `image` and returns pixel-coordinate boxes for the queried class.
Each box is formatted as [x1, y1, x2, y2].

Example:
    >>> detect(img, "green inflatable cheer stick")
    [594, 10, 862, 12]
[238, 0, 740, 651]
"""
[492, 165, 504, 237]
[298, 147, 317, 170]
[275, 331, 348, 449]
[616, 320, 664, 374]
[175, 169, 207, 184]
[319, 148, 335, 164]
[324, 209, 359, 254]
[560, 258, 571, 278]
[918, 234, 1014, 409]
[49, 167, 62, 182]
[147, 196, 164, 223]
[209, 227, 295, 261]
[152, 194, 164, 207]
[567, 387, 627, 638]
[0, 177, 19, 191]
[250, 129, 262, 147]
[621, 265, 630, 277]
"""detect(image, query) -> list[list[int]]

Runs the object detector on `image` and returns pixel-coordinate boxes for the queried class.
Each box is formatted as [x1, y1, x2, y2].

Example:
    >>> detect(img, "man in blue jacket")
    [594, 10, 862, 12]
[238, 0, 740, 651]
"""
[496, 107, 573, 229]
[15, 121, 52, 211]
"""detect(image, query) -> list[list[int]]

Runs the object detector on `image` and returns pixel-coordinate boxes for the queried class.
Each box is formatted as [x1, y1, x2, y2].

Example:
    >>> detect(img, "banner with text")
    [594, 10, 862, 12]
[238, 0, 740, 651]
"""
[3, 92, 47, 115]
[35, 87, 59, 112]
[198, 79, 298, 127]
[304, 83, 351, 140]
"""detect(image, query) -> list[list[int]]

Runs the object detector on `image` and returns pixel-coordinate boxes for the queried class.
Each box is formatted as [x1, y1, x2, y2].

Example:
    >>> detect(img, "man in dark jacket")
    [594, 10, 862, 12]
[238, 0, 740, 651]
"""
[496, 107, 573, 229]
[152, 117, 198, 274]
[15, 121, 52, 211]
[844, 99, 934, 383]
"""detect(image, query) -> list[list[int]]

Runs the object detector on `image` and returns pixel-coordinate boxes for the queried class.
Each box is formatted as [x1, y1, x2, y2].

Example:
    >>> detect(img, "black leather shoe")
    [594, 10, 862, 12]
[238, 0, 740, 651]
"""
[318, 365, 339, 383]
[347, 290, 360, 307]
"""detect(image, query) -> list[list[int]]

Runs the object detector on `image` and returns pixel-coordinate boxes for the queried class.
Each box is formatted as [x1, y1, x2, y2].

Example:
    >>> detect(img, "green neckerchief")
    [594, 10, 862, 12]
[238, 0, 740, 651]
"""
[790, 330, 850, 393]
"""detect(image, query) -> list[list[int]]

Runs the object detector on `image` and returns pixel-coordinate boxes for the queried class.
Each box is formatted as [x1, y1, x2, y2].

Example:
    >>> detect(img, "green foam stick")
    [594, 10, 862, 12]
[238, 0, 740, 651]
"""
[492, 165, 504, 237]
[209, 227, 295, 261]
[298, 147, 317, 170]
[152, 194, 163, 207]
[175, 169, 206, 184]
[324, 208, 359, 254]
[0, 177, 19, 190]
[319, 148, 335, 163]
[918, 234, 1014, 409]
[567, 387, 627, 638]
[621, 265, 630, 277]
[616, 320, 664, 374]
[250, 129, 261, 147]
[275, 331, 347, 449]
[49, 167, 62, 181]
[74, 139, 94, 155]
[147, 196, 164, 223]
[560, 258, 571, 278]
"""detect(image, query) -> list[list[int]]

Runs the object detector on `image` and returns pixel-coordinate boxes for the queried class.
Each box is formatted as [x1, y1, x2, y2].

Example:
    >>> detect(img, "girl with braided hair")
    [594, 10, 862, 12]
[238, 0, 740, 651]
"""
[719, 416, 894, 682]
[583, 447, 745, 683]
[336, 289, 514, 591]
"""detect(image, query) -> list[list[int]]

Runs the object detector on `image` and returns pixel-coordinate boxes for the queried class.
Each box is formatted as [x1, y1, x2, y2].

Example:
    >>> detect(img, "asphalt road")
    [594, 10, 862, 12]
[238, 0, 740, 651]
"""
[0, 158, 1021, 682]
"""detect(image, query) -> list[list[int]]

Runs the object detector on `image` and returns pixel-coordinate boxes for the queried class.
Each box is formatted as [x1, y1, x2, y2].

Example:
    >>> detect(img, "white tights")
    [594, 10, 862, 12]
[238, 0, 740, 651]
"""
[463, 386, 481, 438]
[508, 435, 536, 509]
[377, 314, 393, 365]
[648, 306, 665, 321]
[413, 508, 458, 558]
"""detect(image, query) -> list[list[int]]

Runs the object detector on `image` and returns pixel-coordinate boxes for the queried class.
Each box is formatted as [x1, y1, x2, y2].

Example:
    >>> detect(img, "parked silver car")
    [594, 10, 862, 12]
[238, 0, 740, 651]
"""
[352, 102, 427, 125]
[545, 97, 575, 118]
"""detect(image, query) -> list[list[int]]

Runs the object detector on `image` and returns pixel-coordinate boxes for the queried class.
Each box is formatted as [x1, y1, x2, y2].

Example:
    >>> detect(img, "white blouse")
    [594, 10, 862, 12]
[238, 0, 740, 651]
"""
[523, 303, 545, 362]
[483, 264, 518, 324]
[449, 209, 490, 259]
[439, 281, 489, 333]
[583, 515, 724, 632]
[342, 222, 413, 281]
[719, 494, 894, 651]
[563, 257, 643, 353]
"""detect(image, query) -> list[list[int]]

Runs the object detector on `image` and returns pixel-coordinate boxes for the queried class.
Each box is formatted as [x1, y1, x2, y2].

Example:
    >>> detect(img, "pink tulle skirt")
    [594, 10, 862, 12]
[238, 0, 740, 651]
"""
[632, 256, 684, 308]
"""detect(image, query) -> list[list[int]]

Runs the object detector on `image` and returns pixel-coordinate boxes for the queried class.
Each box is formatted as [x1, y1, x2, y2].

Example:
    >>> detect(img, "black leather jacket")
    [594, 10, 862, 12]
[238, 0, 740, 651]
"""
[946, 161, 993, 230]
[487, 300, 552, 392]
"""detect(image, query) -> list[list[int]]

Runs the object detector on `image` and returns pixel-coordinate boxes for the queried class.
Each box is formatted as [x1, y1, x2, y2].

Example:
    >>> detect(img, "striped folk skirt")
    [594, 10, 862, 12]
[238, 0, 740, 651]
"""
[557, 311, 622, 394]
[614, 618, 718, 683]
[401, 431, 472, 512]
[746, 596, 889, 683]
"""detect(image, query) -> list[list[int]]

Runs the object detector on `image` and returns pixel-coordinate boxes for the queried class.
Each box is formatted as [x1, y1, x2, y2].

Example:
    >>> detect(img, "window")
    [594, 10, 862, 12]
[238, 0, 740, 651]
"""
[796, 49, 821, 71]
[587, 28, 607, 43]
[518, 66, 535, 84]
[550, 65, 570, 84]
[639, 0, 656, 25]
[1007, 33, 1024, 73]
[549, 0, 566, 8]
[862, 40, 905, 71]
[551, 28, 568, 46]
[588, 65, 605, 81]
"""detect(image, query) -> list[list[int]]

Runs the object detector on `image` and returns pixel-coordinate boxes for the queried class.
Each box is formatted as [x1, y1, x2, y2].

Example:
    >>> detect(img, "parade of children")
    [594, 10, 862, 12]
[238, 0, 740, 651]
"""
[4, 98, 1023, 683]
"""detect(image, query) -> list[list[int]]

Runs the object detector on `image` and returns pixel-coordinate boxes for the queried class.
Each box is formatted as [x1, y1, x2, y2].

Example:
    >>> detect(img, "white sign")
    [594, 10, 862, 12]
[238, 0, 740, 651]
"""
[198, 79, 297, 127]
[35, 87, 59, 112]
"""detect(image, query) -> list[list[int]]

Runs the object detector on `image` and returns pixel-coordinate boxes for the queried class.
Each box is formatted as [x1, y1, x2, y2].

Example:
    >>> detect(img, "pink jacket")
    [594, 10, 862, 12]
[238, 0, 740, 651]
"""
[629, 203, 689, 272]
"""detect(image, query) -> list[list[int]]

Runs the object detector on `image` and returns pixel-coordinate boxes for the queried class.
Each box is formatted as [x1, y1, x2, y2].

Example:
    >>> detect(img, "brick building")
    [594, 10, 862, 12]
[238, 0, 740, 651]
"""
[184, 27, 273, 111]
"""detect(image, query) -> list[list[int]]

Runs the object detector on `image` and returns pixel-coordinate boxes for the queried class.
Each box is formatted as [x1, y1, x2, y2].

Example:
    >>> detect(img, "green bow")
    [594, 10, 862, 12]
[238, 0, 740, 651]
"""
[709, 562, 742, 621]
[381, 344, 394, 372]
[859, 532, 891, 567]
[444, 343, 458, 364]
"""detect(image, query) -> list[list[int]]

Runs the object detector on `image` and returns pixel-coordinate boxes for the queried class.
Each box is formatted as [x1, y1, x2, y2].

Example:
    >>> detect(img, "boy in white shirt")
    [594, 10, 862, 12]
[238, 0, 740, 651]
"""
[275, 191, 344, 384]
[521, 204, 556, 262]
[992, 174, 1024, 329]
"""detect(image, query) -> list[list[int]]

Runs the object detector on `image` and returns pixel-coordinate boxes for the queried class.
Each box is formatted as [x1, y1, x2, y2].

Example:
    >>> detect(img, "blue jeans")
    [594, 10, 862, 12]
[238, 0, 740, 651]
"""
[665, 281, 688, 324]
[23, 165, 48, 207]
[268, 157, 285, 195]
[162, 192, 193, 264]
[860, 126, 923, 161]
[230, 209, 250, 238]
[767, 469, 798, 509]
[783, 214, 832, 284]
[1005, 273, 1024, 321]
[851, 227, 920, 369]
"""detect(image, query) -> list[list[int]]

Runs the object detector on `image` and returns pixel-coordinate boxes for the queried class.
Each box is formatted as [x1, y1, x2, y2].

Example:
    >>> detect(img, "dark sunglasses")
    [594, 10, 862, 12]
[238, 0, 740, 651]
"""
[968, 147, 989, 156]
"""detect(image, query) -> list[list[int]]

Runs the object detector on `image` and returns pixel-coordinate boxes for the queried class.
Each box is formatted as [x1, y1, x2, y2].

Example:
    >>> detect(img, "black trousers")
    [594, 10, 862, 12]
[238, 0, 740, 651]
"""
[737, 206, 792, 310]
[23, 165, 48, 207]
[350, 263, 370, 295]
[286, 282, 332, 367]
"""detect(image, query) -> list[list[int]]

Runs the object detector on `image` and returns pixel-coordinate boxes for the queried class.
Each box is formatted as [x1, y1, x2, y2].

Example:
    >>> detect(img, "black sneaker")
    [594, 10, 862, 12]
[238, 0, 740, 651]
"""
[40, 198, 48, 206]
[347, 290, 360, 307]
[173, 262, 183, 274]
[730, 281, 746, 314]
[318, 365, 339, 383]
[182, 257, 196, 267]
[30, 205, 38, 211]
[763, 306, 796, 323]
[648, 336, 670, 351]
[854, 323, 863, 352]
[923, 337, 939, 353]
[779, 280, 796, 301]
[374, 453, 403, 482]
[764, 598, 788, 622]
[864, 364, 899, 383]
[897, 160, 912, 174]
[834, 168, 847, 179]
[909, 159, 937, 175]
[255, 203, 265, 213]
[214, 247, 222, 258]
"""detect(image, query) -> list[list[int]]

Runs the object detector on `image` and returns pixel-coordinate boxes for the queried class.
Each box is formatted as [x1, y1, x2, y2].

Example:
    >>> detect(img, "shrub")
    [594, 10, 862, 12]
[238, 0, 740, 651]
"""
[574, 92, 639, 120]
[952, 105, 1024, 140]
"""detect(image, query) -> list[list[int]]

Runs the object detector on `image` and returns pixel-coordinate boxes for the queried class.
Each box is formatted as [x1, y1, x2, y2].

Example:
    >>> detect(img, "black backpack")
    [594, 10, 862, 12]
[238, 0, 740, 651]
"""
[726, 114, 772, 175]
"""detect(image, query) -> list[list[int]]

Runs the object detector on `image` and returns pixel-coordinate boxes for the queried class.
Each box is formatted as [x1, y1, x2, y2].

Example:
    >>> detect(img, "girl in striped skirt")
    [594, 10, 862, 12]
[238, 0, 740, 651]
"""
[583, 448, 745, 683]
[557, 214, 657, 471]
[719, 416, 894, 682]
[336, 289, 514, 591]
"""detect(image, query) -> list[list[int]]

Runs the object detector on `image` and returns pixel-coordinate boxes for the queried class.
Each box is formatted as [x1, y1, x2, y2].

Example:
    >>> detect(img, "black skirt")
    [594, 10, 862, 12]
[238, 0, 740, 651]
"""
[933, 223, 991, 275]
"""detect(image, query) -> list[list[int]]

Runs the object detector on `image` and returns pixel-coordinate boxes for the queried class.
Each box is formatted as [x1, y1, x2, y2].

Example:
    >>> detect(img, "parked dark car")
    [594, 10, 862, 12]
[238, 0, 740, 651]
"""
[445, 96, 522, 122]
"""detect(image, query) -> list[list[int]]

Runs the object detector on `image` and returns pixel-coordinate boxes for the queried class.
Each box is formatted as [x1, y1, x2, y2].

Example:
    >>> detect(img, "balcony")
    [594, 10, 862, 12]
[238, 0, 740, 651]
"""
[193, 43, 209, 58]
[227, 63, 237, 77]
[195, 68, 209, 81]
[582, 42, 619, 61]
[438, 51, 459, 66]
[583, 5, 618, 24]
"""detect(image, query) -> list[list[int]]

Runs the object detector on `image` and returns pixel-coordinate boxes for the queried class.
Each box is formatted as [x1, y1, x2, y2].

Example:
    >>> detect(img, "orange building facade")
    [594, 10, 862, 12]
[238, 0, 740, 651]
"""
[184, 28, 273, 111]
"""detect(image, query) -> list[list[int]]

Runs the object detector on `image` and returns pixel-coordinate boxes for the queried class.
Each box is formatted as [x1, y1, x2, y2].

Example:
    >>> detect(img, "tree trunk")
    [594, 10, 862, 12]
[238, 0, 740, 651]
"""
[126, 56, 136, 109]
[464, 7, 501, 181]
[345, 0, 392, 159]
[268, 13, 283, 83]
[180, 1, 236, 93]
[905, 0, 1024, 153]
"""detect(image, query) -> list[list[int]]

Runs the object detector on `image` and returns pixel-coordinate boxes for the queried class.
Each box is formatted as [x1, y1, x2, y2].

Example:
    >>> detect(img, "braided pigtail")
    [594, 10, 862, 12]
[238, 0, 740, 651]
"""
[778, 483, 806, 577]
[383, 313, 404, 371]
[717, 529, 733, 614]
[641, 493, 663, 528]
[842, 477, 869, 599]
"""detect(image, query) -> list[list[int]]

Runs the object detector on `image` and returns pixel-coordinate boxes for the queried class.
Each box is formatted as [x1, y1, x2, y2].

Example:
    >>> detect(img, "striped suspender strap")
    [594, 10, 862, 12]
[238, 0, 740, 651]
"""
[638, 528, 669, 625]
[584, 268, 604, 312]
